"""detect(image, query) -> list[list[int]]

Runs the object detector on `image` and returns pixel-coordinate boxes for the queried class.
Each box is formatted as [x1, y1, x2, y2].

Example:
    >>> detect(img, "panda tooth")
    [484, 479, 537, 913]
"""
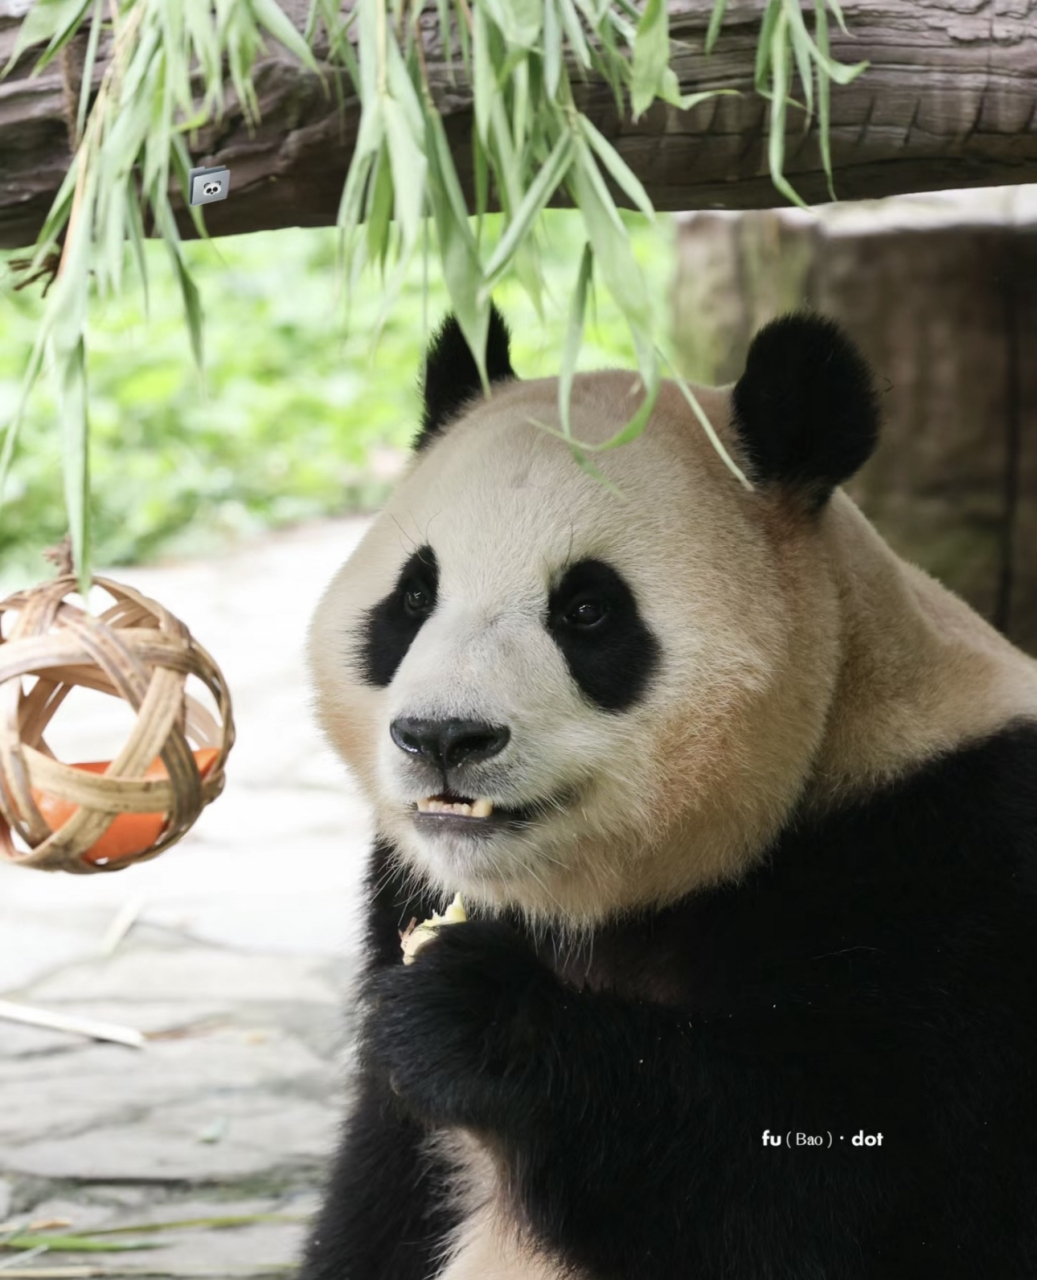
[414, 796, 494, 818]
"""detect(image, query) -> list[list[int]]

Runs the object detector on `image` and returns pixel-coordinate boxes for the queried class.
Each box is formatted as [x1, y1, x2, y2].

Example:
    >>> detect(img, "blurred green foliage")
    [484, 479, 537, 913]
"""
[0, 210, 675, 584]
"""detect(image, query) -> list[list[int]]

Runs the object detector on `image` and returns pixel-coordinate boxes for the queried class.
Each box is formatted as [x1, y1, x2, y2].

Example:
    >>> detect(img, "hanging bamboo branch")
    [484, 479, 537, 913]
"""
[0, 0, 868, 587]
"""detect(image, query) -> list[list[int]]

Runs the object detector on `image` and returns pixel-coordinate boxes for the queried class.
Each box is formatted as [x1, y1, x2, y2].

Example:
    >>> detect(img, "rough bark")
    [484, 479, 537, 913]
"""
[1, 0, 1037, 251]
[671, 195, 1037, 656]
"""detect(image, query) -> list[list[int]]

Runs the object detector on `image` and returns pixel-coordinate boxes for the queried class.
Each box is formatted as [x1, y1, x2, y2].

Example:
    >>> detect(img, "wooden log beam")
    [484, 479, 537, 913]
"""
[1, 0, 1035, 251]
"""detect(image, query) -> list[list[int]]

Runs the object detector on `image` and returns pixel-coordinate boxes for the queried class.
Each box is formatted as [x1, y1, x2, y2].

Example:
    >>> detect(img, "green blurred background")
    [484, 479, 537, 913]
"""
[0, 211, 676, 587]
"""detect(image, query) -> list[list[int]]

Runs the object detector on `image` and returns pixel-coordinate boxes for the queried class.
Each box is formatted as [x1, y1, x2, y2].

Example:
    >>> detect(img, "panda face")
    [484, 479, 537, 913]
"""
[309, 367, 845, 925]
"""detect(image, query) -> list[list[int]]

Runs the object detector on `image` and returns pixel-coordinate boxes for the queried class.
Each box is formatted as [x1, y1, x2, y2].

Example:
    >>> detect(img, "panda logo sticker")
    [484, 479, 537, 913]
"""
[188, 165, 231, 206]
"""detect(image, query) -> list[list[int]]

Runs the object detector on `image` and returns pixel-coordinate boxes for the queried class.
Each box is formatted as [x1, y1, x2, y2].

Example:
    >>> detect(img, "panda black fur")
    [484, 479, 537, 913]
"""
[300, 306, 1037, 1279]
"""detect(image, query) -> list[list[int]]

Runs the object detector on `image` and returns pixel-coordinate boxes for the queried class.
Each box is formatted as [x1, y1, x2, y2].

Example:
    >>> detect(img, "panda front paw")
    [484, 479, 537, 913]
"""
[360, 919, 560, 1130]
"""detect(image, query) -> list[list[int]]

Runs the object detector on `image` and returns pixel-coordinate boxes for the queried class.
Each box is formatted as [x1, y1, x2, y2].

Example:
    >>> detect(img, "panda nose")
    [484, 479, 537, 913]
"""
[389, 717, 511, 769]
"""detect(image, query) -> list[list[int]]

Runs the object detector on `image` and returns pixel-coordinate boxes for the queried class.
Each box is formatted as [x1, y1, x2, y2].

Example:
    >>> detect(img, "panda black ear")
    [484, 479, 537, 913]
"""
[731, 313, 880, 512]
[415, 302, 515, 452]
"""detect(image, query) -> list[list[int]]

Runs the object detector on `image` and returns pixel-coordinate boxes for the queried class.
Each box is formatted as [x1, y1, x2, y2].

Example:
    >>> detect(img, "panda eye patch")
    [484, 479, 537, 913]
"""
[355, 545, 439, 688]
[546, 557, 660, 713]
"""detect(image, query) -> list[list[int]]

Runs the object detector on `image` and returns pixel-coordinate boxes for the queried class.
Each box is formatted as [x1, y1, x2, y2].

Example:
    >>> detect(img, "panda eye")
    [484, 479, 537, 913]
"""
[564, 598, 607, 629]
[403, 581, 433, 618]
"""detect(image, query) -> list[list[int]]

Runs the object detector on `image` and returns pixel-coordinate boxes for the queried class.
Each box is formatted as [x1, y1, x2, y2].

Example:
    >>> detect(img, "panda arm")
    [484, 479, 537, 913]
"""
[297, 1074, 459, 1280]
[298, 841, 459, 1280]
[362, 918, 971, 1280]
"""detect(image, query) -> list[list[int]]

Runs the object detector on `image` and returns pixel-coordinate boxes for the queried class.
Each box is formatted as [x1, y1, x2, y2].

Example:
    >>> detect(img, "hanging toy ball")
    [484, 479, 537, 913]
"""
[0, 564, 234, 874]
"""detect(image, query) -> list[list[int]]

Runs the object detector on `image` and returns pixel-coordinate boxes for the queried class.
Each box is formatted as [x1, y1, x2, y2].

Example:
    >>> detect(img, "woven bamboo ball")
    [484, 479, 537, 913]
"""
[0, 575, 234, 873]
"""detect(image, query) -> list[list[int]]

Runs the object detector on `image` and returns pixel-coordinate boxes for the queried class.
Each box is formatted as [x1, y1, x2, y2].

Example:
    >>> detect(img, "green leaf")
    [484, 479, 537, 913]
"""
[814, 0, 836, 200]
[425, 112, 487, 390]
[766, 8, 808, 209]
[662, 352, 753, 491]
[543, 0, 562, 98]
[154, 200, 205, 370]
[571, 134, 627, 239]
[754, 0, 781, 96]
[784, 0, 813, 124]
[557, 240, 593, 439]
[579, 113, 655, 220]
[1, 1231, 160, 1253]
[365, 143, 394, 270]
[705, 0, 728, 55]
[53, 331, 92, 593]
[383, 95, 427, 252]
[675, 87, 739, 110]
[556, 0, 592, 72]
[250, 0, 322, 75]
[473, 126, 489, 233]
[2, 0, 92, 78]
[481, 130, 573, 288]
[75, 0, 105, 141]
[0, 339, 46, 509]
[125, 176, 151, 315]
[630, 0, 667, 120]
[87, 1213, 306, 1237]
[472, 3, 494, 148]
[481, 0, 543, 49]
[825, 0, 851, 36]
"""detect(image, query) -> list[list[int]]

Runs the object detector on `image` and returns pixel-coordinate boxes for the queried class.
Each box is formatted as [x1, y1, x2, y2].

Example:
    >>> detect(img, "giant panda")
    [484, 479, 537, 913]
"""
[298, 304, 1037, 1280]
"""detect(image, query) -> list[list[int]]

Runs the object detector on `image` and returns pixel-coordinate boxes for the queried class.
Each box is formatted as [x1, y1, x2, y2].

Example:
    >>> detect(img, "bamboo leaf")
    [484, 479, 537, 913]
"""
[543, 0, 562, 98]
[767, 8, 808, 209]
[53, 332, 92, 593]
[3, 0, 92, 78]
[154, 200, 205, 370]
[675, 87, 739, 110]
[365, 143, 394, 271]
[1, 1233, 160, 1253]
[579, 113, 655, 220]
[663, 354, 753, 490]
[75, 0, 104, 141]
[425, 112, 488, 390]
[125, 177, 150, 314]
[705, 0, 728, 55]
[0, 339, 46, 508]
[558, 240, 593, 439]
[383, 95, 427, 251]
[556, 0, 592, 72]
[815, 0, 836, 200]
[481, 130, 573, 287]
[784, 0, 813, 124]
[481, 0, 542, 49]
[630, 0, 667, 120]
[754, 0, 781, 95]
[571, 134, 627, 238]
[472, 3, 493, 148]
[825, 0, 851, 36]
[250, 0, 322, 75]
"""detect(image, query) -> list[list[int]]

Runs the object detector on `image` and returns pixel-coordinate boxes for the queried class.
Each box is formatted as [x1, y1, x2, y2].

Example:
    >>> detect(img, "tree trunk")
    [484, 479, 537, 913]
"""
[670, 192, 1037, 656]
[2, 0, 1037, 251]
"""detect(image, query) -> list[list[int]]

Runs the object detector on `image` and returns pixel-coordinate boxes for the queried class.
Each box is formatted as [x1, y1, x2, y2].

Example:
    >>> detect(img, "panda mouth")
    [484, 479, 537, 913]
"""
[416, 792, 496, 818]
[412, 791, 544, 829]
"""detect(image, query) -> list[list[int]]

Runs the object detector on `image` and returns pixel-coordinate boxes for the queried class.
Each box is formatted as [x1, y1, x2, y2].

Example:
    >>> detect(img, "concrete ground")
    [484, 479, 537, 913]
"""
[0, 516, 376, 1278]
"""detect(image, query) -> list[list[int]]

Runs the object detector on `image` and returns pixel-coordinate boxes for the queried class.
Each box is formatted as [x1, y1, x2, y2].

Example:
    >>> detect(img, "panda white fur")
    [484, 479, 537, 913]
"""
[298, 306, 1037, 1279]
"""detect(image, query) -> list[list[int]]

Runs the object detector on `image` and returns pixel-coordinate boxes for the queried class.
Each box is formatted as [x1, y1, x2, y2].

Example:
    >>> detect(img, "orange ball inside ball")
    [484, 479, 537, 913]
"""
[30, 747, 220, 865]
[0, 574, 234, 873]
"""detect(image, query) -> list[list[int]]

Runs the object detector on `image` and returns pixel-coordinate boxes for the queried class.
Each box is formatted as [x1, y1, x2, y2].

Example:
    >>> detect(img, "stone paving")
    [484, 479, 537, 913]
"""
[0, 516, 376, 1278]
